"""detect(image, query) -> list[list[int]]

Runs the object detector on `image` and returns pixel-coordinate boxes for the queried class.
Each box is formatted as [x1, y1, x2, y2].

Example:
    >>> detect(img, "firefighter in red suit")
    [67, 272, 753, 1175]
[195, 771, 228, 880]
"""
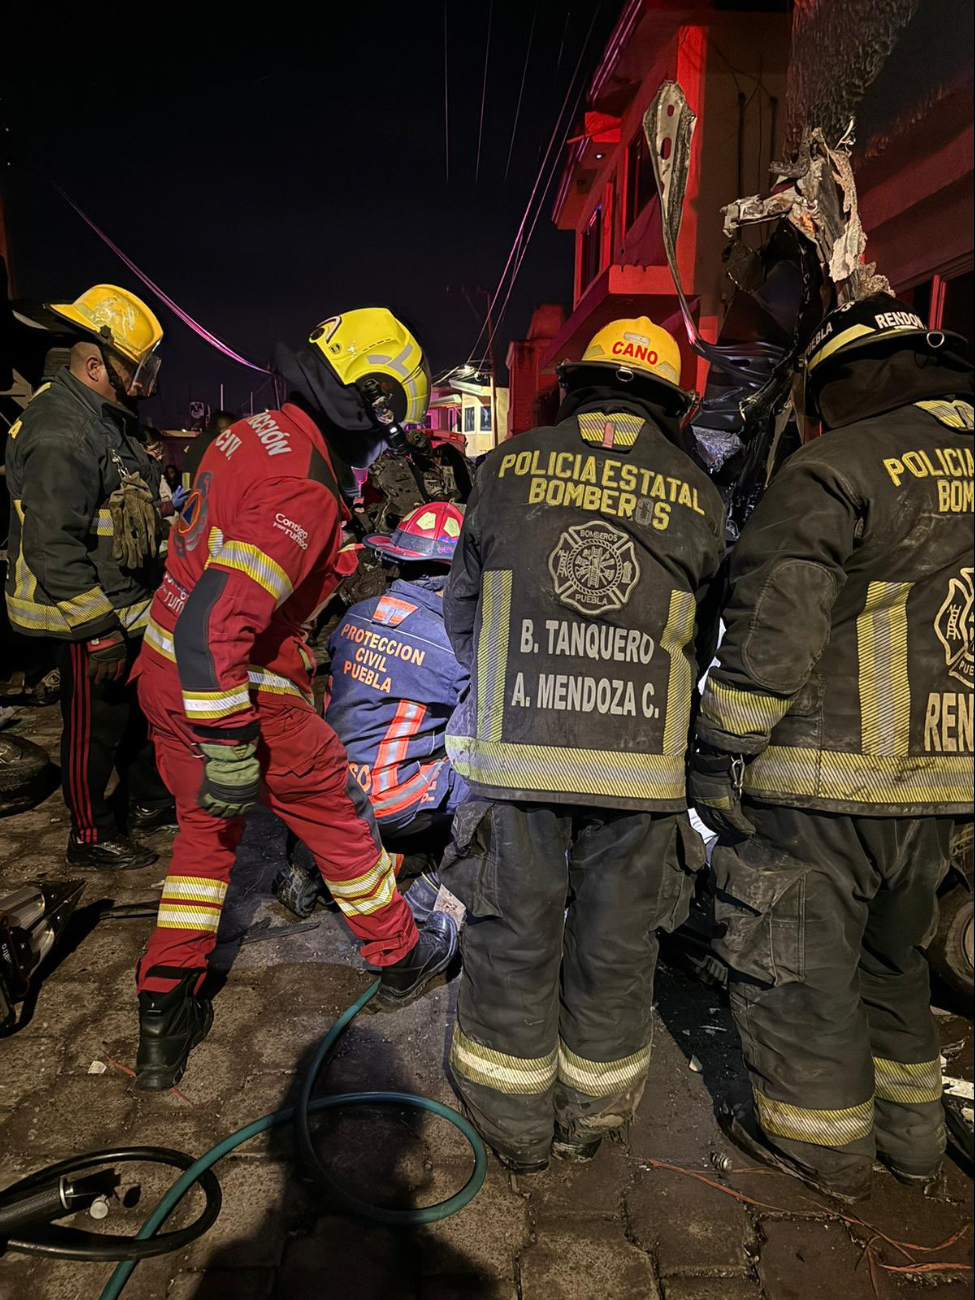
[132, 309, 457, 1090]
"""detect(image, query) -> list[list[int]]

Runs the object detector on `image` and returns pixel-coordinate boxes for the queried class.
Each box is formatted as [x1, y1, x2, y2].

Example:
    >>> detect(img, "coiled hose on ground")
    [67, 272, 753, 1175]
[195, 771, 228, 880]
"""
[0, 978, 486, 1299]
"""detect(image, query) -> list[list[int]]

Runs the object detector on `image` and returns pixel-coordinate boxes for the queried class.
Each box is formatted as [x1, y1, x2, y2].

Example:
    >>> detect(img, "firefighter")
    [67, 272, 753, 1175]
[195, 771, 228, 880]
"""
[443, 317, 726, 1172]
[4, 285, 174, 869]
[132, 309, 457, 1090]
[328, 500, 469, 838]
[692, 293, 974, 1201]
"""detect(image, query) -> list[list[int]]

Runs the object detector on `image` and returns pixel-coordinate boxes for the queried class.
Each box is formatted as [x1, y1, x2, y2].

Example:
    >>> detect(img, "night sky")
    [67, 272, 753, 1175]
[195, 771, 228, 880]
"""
[3, 5, 619, 427]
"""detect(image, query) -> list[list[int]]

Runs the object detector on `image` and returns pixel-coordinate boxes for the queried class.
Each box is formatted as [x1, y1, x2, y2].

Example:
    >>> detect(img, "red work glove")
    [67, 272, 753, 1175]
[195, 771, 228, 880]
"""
[86, 630, 128, 685]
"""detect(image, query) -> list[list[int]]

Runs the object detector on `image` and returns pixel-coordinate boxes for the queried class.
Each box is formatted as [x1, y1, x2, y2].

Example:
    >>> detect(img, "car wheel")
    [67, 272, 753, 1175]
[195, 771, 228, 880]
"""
[0, 734, 51, 816]
[928, 882, 975, 1007]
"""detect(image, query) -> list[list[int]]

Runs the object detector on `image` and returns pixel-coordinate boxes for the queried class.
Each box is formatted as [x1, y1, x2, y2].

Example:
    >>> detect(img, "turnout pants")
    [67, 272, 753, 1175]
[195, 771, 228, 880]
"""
[713, 803, 953, 1187]
[446, 799, 705, 1165]
[134, 656, 418, 993]
[55, 638, 169, 843]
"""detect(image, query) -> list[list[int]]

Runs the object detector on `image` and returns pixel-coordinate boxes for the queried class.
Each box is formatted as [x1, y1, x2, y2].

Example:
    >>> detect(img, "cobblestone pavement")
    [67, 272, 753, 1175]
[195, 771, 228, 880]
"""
[0, 705, 972, 1299]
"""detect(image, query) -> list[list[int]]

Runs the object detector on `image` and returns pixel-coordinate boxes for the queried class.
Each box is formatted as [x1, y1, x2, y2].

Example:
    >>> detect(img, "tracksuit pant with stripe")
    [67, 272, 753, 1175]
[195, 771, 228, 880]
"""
[445, 799, 705, 1165]
[712, 803, 953, 1188]
[55, 638, 170, 843]
[134, 655, 417, 993]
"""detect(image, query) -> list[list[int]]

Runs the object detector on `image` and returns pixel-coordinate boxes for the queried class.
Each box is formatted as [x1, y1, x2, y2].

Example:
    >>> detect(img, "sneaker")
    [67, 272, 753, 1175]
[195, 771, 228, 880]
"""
[403, 871, 442, 927]
[66, 834, 158, 871]
[128, 802, 178, 832]
[136, 969, 213, 1090]
[372, 911, 458, 1010]
[551, 1127, 602, 1163]
[718, 1101, 871, 1204]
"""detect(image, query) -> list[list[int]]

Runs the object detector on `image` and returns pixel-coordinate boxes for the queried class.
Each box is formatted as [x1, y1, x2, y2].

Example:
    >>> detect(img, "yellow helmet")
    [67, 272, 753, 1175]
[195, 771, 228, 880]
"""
[308, 307, 430, 425]
[47, 284, 164, 397]
[559, 316, 688, 408]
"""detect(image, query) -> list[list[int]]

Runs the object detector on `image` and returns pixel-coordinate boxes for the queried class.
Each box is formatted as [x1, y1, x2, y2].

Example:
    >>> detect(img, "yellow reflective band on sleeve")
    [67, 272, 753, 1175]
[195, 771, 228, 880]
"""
[208, 538, 293, 606]
[477, 570, 512, 744]
[145, 616, 176, 660]
[161, 876, 229, 906]
[450, 1025, 558, 1096]
[857, 581, 912, 757]
[156, 905, 222, 933]
[326, 851, 398, 917]
[182, 685, 251, 719]
[6, 592, 73, 634]
[557, 1039, 652, 1098]
[745, 746, 971, 806]
[89, 508, 114, 537]
[661, 589, 696, 755]
[701, 678, 791, 740]
[754, 1089, 874, 1147]
[118, 596, 153, 633]
[55, 585, 116, 629]
[246, 666, 315, 707]
[874, 1056, 943, 1105]
[446, 735, 686, 801]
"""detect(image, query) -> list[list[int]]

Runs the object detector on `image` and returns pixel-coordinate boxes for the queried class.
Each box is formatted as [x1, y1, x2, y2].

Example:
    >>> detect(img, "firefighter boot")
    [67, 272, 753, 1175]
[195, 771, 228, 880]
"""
[551, 1127, 602, 1163]
[719, 1102, 871, 1204]
[136, 968, 213, 1091]
[373, 912, 458, 1010]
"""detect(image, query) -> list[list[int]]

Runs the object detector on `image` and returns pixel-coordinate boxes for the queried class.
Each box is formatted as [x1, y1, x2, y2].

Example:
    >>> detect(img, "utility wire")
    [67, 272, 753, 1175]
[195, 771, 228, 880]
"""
[474, 0, 494, 184]
[470, 4, 601, 369]
[504, 2, 538, 183]
[443, 1, 450, 184]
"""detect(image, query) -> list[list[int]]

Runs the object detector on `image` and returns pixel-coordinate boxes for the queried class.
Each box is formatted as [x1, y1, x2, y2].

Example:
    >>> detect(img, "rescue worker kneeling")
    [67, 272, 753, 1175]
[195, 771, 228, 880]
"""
[132, 309, 457, 1090]
[691, 294, 974, 1201]
[443, 318, 725, 1172]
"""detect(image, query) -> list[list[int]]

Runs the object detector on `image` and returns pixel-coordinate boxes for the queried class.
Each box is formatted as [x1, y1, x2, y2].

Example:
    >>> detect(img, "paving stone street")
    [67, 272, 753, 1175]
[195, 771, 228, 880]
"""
[1, 706, 972, 1299]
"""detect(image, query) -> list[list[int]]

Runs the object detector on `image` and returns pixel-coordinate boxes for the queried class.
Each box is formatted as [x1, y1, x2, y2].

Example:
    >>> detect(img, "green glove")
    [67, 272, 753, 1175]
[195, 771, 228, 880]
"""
[198, 740, 261, 819]
[108, 471, 161, 569]
[688, 747, 756, 839]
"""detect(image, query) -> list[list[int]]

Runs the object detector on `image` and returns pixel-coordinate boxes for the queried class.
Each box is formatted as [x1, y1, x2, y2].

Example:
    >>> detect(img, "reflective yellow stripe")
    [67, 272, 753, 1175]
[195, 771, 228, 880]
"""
[161, 876, 228, 905]
[450, 1025, 557, 1096]
[447, 735, 685, 801]
[576, 410, 644, 447]
[246, 666, 314, 706]
[182, 685, 251, 719]
[661, 589, 696, 755]
[557, 1039, 652, 1098]
[118, 596, 152, 633]
[90, 508, 114, 536]
[208, 538, 293, 605]
[701, 678, 791, 740]
[874, 1056, 942, 1105]
[6, 592, 72, 633]
[325, 851, 394, 900]
[810, 322, 922, 370]
[754, 1089, 874, 1147]
[156, 905, 222, 933]
[145, 616, 176, 660]
[745, 746, 970, 805]
[55, 585, 116, 629]
[857, 581, 912, 756]
[477, 570, 511, 744]
[333, 874, 397, 917]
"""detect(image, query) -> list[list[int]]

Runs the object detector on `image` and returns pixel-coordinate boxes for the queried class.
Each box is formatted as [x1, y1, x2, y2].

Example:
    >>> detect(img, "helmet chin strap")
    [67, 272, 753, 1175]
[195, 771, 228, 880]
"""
[96, 329, 137, 410]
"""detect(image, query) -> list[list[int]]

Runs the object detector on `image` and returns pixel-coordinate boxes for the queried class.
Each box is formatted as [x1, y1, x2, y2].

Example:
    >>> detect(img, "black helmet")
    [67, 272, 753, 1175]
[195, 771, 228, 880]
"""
[805, 293, 967, 381]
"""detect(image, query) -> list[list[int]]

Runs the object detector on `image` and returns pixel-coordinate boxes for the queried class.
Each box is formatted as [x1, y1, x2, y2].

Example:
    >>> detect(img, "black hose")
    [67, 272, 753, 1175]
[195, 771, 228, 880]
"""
[0, 1148, 221, 1261]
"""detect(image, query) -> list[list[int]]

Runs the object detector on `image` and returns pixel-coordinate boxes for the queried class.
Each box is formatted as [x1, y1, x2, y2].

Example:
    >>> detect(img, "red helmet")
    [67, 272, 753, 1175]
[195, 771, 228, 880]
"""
[364, 501, 464, 564]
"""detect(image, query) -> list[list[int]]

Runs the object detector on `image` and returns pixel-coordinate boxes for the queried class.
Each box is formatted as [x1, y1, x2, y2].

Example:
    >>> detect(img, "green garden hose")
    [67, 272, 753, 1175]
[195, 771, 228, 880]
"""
[96, 977, 486, 1299]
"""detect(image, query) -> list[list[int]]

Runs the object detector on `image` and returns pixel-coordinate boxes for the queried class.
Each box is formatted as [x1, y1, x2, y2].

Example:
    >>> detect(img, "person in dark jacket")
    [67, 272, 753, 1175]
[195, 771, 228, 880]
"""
[691, 294, 974, 1202]
[443, 317, 726, 1172]
[4, 284, 174, 869]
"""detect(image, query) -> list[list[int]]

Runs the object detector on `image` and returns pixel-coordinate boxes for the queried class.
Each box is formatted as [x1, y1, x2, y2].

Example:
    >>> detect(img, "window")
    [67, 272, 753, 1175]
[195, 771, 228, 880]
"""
[625, 129, 655, 230]
[479, 403, 492, 432]
[463, 404, 475, 433]
[580, 205, 603, 292]
[903, 269, 974, 361]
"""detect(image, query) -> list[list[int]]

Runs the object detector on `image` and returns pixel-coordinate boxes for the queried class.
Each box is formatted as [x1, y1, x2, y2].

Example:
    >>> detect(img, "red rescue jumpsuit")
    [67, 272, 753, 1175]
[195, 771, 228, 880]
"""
[134, 404, 417, 993]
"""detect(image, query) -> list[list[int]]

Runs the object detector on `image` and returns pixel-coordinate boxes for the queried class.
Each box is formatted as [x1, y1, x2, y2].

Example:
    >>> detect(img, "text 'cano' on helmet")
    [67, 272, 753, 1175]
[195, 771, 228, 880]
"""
[363, 501, 464, 565]
[557, 315, 690, 411]
[308, 308, 431, 426]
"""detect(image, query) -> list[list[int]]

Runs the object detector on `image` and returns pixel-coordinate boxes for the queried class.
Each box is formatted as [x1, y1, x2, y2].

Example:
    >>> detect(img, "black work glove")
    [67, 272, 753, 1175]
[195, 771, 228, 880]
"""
[688, 746, 756, 839]
[85, 630, 128, 685]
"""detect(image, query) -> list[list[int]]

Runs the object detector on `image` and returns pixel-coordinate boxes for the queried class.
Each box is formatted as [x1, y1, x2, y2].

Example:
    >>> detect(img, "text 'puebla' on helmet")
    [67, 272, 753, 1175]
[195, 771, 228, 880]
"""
[804, 292, 968, 380]
[308, 308, 431, 427]
[363, 500, 464, 566]
[557, 316, 692, 412]
[47, 284, 164, 398]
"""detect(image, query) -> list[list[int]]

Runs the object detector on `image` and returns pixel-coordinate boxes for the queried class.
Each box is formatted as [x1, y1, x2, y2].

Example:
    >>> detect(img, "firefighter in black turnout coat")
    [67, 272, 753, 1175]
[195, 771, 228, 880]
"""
[443, 317, 725, 1171]
[692, 294, 974, 1201]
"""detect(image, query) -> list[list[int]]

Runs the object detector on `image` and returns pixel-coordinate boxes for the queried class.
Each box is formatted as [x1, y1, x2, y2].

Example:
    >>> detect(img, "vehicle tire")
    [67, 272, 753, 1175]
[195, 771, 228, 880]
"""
[273, 862, 323, 919]
[928, 882, 974, 1006]
[0, 734, 52, 816]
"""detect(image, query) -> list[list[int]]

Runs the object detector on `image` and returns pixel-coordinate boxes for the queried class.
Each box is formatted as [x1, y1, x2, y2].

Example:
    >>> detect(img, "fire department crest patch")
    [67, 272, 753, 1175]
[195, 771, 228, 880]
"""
[934, 566, 974, 689]
[549, 520, 640, 617]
